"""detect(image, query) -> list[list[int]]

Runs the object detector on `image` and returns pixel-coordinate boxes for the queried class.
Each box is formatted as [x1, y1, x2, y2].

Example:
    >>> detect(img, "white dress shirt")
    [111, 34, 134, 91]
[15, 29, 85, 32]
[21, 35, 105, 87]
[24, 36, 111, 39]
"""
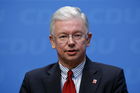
[59, 60, 86, 93]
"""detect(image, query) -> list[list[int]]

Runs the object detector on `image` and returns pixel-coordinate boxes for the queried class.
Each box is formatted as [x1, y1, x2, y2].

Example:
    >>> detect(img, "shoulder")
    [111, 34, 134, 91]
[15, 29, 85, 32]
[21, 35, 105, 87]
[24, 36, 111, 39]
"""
[87, 61, 125, 82]
[90, 61, 125, 79]
[86, 57, 123, 72]
[24, 63, 58, 79]
[86, 57, 124, 76]
[93, 62, 123, 72]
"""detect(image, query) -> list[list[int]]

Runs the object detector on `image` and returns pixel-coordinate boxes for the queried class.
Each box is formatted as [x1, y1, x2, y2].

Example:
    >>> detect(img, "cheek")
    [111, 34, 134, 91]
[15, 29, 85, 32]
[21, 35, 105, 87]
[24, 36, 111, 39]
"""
[77, 40, 87, 49]
[56, 47, 64, 55]
[55, 43, 65, 52]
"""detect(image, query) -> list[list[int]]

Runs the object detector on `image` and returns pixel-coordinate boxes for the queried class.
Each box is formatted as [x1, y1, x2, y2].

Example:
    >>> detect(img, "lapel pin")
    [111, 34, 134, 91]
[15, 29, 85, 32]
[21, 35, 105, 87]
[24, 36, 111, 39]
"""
[92, 79, 97, 84]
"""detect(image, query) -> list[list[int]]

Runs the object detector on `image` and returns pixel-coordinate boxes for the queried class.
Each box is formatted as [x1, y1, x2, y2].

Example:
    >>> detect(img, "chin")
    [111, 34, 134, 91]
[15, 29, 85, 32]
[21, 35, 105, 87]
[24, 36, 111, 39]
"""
[64, 55, 82, 61]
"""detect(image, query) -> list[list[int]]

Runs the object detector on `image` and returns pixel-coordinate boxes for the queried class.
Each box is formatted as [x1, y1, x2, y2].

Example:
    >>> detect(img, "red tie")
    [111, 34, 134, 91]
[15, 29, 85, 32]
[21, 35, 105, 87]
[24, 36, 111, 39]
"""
[62, 70, 76, 93]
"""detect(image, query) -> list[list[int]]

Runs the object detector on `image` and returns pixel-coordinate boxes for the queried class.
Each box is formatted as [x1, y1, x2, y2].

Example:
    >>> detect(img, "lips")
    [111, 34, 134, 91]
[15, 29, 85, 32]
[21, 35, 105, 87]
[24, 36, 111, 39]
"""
[65, 49, 78, 55]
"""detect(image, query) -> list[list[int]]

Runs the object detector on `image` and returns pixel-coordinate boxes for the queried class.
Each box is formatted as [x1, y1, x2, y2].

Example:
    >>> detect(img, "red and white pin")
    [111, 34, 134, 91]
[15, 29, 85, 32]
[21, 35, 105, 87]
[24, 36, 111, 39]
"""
[92, 79, 97, 84]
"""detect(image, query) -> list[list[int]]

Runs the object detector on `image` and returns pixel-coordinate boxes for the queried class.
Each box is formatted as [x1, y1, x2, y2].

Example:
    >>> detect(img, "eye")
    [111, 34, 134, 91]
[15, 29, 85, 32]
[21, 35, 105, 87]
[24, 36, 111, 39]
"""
[73, 34, 82, 39]
[58, 35, 68, 39]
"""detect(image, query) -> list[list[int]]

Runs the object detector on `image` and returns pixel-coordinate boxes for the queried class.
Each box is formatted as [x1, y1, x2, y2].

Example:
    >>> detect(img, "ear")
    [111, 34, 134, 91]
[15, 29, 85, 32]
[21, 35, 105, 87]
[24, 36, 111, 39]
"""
[49, 35, 56, 48]
[86, 32, 92, 47]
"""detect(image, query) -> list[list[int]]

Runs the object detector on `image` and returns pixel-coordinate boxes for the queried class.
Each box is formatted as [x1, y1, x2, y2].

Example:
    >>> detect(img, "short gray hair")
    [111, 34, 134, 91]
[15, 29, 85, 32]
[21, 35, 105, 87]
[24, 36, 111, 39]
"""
[50, 6, 88, 35]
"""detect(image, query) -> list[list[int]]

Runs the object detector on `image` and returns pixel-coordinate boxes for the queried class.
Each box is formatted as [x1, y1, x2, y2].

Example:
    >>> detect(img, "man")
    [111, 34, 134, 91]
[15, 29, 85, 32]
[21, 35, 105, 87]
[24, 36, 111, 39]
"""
[20, 6, 128, 93]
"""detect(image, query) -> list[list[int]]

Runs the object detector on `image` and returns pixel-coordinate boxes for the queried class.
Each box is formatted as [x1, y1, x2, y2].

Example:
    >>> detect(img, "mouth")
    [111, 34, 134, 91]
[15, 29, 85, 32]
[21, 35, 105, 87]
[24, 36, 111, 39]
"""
[65, 49, 79, 55]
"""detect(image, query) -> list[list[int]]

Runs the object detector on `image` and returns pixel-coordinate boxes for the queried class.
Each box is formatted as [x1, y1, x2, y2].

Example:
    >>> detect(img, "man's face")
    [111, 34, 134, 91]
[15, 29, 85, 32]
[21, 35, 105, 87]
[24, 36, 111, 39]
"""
[50, 18, 92, 63]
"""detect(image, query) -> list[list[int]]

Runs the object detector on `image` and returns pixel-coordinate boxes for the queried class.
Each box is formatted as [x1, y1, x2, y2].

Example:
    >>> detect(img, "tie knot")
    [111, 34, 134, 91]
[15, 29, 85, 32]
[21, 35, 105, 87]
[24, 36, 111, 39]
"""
[67, 70, 73, 78]
[63, 70, 76, 93]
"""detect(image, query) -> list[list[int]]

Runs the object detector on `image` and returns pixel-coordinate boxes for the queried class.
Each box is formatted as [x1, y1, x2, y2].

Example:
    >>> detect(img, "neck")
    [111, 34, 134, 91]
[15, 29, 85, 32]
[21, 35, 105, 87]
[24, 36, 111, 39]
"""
[58, 56, 86, 69]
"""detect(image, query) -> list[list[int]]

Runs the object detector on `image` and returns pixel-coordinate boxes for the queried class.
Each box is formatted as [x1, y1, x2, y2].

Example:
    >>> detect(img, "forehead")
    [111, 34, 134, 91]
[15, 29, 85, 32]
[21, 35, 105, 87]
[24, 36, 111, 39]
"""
[53, 19, 86, 34]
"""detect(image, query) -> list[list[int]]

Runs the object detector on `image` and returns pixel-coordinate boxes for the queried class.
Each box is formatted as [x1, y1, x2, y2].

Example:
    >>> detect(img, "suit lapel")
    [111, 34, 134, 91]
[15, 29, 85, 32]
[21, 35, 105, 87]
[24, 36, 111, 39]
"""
[42, 63, 61, 93]
[41, 57, 102, 93]
[79, 57, 102, 93]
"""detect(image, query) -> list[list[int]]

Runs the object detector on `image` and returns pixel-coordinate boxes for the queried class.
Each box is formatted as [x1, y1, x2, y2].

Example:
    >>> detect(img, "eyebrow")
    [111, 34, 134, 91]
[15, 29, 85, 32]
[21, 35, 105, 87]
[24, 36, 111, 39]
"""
[57, 31, 83, 35]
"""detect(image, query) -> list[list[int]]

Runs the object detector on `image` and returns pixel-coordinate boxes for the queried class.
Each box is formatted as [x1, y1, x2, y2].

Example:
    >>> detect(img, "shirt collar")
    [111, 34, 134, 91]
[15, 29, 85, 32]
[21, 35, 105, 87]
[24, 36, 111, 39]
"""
[59, 59, 86, 79]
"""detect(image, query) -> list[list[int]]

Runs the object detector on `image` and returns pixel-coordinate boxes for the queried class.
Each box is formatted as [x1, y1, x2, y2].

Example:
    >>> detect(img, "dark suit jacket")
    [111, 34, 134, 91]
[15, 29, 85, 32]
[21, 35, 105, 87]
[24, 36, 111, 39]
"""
[20, 57, 128, 93]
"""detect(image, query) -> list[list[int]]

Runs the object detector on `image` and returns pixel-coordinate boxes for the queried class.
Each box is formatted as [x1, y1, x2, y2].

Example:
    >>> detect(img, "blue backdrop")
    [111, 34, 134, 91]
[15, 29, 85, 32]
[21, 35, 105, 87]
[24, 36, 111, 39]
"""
[0, 0, 140, 93]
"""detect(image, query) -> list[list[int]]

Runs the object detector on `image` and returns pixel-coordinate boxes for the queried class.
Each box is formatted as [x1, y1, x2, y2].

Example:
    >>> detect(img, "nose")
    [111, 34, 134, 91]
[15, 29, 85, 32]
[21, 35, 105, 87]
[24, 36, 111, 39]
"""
[67, 35, 75, 47]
